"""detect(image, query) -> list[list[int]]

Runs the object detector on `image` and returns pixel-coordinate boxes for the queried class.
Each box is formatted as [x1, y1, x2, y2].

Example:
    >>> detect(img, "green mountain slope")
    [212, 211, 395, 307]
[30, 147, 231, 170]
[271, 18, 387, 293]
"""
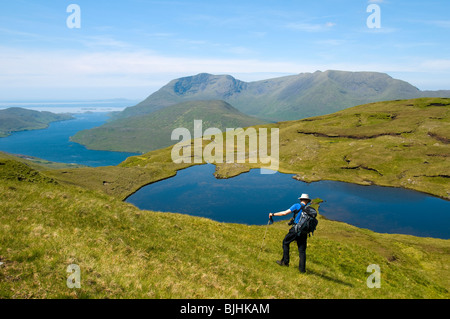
[71, 100, 267, 153]
[114, 71, 450, 123]
[0, 107, 73, 137]
[0, 152, 448, 299]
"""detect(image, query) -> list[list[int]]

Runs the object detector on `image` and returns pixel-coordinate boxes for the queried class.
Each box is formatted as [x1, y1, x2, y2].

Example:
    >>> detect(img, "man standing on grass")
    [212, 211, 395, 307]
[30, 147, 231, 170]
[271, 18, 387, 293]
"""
[269, 194, 312, 273]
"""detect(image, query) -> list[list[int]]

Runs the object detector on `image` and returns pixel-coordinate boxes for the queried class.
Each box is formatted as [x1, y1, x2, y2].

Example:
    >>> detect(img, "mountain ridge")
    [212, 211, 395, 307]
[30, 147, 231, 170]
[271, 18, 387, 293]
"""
[73, 70, 450, 153]
[115, 70, 450, 122]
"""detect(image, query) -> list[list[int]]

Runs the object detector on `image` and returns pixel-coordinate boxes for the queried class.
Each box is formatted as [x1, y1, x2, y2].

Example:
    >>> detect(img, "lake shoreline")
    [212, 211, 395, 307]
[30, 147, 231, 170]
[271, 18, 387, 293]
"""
[211, 162, 450, 201]
[126, 163, 450, 239]
[0, 112, 139, 167]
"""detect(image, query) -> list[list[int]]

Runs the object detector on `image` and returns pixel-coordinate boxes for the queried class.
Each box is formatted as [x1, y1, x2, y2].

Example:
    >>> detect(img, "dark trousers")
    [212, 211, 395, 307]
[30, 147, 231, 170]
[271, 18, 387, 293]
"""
[282, 227, 307, 273]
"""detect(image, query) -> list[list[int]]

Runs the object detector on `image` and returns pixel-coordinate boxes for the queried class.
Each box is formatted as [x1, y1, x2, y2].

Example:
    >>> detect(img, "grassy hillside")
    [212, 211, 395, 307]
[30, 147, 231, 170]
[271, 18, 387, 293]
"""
[0, 152, 86, 170]
[273, 97, 450, 199]
[72, 100, 267, 153]
[0, 107, 72, 137]
[0, 153, 448, 298]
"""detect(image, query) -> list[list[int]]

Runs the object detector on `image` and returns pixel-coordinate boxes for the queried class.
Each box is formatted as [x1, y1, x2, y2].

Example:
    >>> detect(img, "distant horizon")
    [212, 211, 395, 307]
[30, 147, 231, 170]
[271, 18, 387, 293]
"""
[0, 98, 140, 103]
[0, 99, 140, 114]
[1, 69, 449, 102]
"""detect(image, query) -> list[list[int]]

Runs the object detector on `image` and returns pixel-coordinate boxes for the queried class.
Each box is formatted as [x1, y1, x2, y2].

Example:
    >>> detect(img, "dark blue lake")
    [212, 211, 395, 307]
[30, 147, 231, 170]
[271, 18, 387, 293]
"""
[126, 164, 450, 239]
[0, 112, 138, 167]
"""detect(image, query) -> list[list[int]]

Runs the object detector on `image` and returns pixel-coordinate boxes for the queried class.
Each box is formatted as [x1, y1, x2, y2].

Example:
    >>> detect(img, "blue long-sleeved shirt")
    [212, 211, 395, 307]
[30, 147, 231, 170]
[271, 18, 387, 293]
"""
[289, 202, 307, 224]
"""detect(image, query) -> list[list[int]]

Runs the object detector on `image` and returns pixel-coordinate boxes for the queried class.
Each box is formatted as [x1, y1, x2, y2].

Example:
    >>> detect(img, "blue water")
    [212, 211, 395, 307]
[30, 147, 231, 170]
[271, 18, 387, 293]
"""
[126, 164, 450, 239]
[0, 112, 138, 167]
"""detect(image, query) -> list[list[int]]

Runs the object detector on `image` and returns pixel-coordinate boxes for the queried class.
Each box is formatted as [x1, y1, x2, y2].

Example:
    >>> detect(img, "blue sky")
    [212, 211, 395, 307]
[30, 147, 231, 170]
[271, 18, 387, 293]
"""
[0, 0, 449, 100]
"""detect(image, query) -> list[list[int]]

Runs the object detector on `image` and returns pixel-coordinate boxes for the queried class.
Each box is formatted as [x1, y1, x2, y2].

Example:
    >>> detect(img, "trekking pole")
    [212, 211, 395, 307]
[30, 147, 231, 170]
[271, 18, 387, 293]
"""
[257, 215, 273, 260]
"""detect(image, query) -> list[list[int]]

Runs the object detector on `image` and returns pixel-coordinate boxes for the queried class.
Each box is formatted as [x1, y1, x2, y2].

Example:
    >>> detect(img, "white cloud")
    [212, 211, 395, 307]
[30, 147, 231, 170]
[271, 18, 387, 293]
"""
[0, 47, 304, 88]
[315, 39, 346, 46]
[361, 27, 397, 34]
[285, 21, 336, 32]
[249, 31, 267, 38]
[420, 59, 450, 72]
[0, 46, 442, 82]
[226, 46, 256, 55]
[0, 46, 449, 99]
[78, 35, 133, 49]
[430, 20, 450, 28]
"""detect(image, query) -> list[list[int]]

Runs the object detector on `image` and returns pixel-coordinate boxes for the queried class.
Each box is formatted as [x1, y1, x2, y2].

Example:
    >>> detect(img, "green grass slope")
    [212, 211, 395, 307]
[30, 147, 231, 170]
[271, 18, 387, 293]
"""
[0, 152, 86, 170]
[72, 100, 267, 153]
[274, 97, 450, 199]
[0, 153, 448, 298]
[0, 107, 72, 137]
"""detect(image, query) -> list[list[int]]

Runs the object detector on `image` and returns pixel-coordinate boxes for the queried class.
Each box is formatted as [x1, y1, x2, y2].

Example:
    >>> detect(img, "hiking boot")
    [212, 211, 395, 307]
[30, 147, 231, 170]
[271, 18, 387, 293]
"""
[276, 260, 289, 267]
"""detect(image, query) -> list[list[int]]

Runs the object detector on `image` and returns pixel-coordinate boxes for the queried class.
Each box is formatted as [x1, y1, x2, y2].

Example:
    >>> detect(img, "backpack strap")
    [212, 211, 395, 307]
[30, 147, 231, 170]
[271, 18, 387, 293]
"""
[292, 203, 307, 225]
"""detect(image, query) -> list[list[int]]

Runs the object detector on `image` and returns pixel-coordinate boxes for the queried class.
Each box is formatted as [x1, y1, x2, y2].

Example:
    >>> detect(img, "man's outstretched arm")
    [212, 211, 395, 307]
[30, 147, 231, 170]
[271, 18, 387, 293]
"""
[269, 209, 292, 218]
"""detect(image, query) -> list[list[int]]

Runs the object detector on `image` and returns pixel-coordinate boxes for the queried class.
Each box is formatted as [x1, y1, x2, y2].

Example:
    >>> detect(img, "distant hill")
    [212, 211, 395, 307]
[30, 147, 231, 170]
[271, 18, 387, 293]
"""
[0, 107, 73, 137]
[114, 70, 450, 122]
[71, 100, 267, 153]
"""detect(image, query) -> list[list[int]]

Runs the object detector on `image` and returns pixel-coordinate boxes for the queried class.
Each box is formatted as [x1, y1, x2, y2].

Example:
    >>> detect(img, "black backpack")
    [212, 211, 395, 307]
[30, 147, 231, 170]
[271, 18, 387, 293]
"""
[293, 206, 318, 237]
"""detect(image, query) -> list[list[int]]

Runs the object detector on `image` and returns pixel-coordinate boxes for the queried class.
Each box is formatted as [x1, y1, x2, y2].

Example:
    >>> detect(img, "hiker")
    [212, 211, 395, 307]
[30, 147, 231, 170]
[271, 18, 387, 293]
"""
[269, 193, 312, 273]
